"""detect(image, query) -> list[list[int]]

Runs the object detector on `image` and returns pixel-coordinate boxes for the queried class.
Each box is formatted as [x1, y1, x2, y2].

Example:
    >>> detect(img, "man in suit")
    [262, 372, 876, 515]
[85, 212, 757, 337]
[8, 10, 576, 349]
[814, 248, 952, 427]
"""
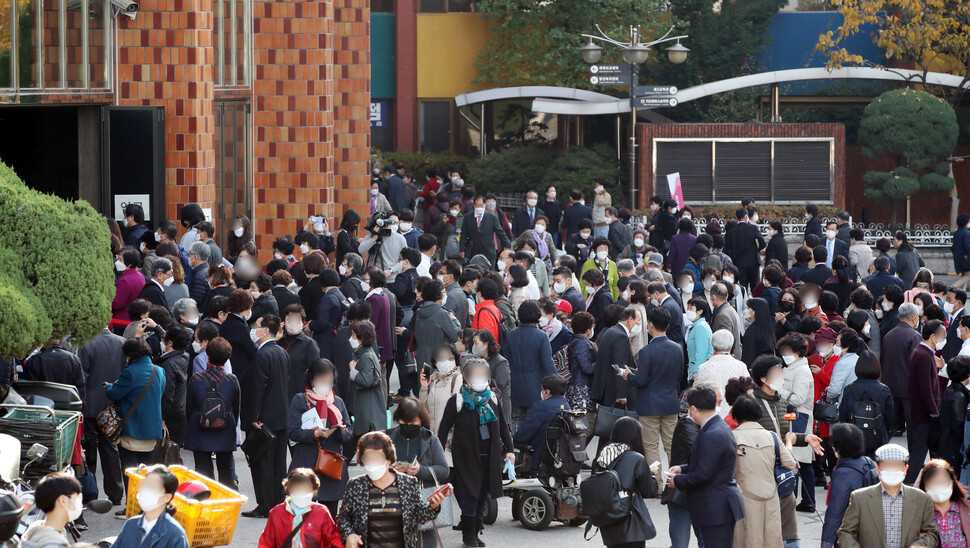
[385, 165, 407, 212]
[270, 270, 301, 311]
[944, 288, 967, 361]
[952, 213, 970, 290]
[188, 242, 210, 305]
[668, 386, 745, 547]
[513, 374, 569, 470]
[138, 257, 173, 308]
[512, 191, 544, 237]
[904, 320, 945, 485]
[582, 269, 615, 337]
[461, 196, 511, 269]
[823, 220, 850, 267]
[647, 281, 684, 345]
[723, 208, 765, 290]
[709, 282, 742, 360]
[590, 310, 636, 422]
[835, 210, 853, 247]
[800, 246, 836, 287]
[606, 207, 633, 261]
[78, 327, 126, 504]
[308, 269, 345, 362]
[837, 443, 939, 547]
[242, 314, 290, 518]
[864, 255, 906, 300]
[440, 260, 469, 328]
[881, 303, 922, 436]
[553, 267, 585, 314]
[620, 307, 683, 473]
[219, 289, 258, 385]
[561, 188, 592, 241]
[804, 204, 823, 242]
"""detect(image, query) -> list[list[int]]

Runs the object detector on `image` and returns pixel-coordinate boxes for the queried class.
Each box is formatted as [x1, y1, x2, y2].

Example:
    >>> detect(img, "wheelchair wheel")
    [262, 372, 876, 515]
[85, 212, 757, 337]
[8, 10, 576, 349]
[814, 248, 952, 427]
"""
[511, 495, 522, 522]
[518, 490, 554, 531]
[483, 495, 498, 525]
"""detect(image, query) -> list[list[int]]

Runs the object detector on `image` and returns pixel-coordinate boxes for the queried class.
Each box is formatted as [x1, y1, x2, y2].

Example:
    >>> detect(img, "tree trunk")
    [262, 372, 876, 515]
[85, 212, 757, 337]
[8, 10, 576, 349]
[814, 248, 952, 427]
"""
[950, 161, 959, 229]
[890, 199, 898, 229]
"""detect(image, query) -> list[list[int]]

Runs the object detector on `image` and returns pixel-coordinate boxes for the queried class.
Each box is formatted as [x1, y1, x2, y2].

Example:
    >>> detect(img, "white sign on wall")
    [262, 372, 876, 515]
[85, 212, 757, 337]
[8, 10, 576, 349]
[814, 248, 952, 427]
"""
[114, 194, 151, 222]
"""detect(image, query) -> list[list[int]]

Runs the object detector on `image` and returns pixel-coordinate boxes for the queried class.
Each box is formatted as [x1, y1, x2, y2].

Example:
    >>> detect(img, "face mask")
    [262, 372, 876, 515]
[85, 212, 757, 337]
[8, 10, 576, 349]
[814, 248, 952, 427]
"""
[471, 345, 486, 358]
[364, 464, 388, 481]
[826, 230, 837, 240]
[651, 298, 660, 307]
[527, 198, 537, 207]
[140, 242, 148, 253]
[752, 214, 759, 223]
[534, 224, 546, 234]
[768, 381, 783, 391]
[944, 302, 955, 314]
[299, 243, 310, 255]
[136, 489, 163, 512]
[703, 280, 714, 291]
[154, 232, 162, 242]
[596, 251, 608, 261]
[553, 282, 566, 294]
[685, 310, 697, 323]
[650, 204, 659, 211]
[622, 290, 630, 302]
[399, 223, 412, 232]
[231, 226, 244, 238]
[251, 290, 261, 300]
[928, 484, 953, 503]
[472, 207, 484, 217]
[539, 316, 550, 328]
[632, 238, 645, 248]
[580, 232, 591, 240]
[723, 275, 735, 284]
[497, 260, 507, 272]
[714, 405, 722, 415]
[274, 252, 283, 260]
[803, 300, 818, 310]
[360, 281, 371, 292]
[916, 306, 924, 316]
[191, 341, 203, 353]
[629, 323, 642, 337]
[876, 309, 885, 319]
[486, 202, 497, 211]
[882, 300, 893, 311]
[313, 384, 332, 397]
[586, 285, 596, 295]
[548, 191, 556, 199]
[680, 283, 693, 293]
[862, 323, 872, 336]
[879, 469, 906, 487]
[937, 339, 947, 351]
[450, 209, 460, 217]
[832, 345, 843, 356]
[115, 260, 126, 272]
[370, 188, 379, 195]
[290, 492, 314, 509]
[779, 301, 794, 312]
[250, 329, 261, 343]
[437, 359, 456, 372]
[285, 320, 303, 336]
[782, 354, 796, 365]
[338, 265, 348, 276]
[68, 496, 83, 522]
[399, 423, 421, 438]
[682, 214, 692, 220]
[164, 276, 174, 287]
[349, 337, 361, 350]
[594, 186, 603, 194]
[470, 379, 490, 392]
[670, 208, 677, 214]
[314, 222, 326, 233]
[388, 224, 399, 233]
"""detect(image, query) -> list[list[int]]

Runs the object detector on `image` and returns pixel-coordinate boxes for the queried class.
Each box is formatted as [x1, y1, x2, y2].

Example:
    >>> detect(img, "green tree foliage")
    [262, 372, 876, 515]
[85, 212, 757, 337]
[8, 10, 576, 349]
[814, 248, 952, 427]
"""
[468, 145, 622, 199]
[372, 150, 477, 182]
[474, 0, 667, 90]
[858, 89, 959, 225]
[0, 160, 113, 357]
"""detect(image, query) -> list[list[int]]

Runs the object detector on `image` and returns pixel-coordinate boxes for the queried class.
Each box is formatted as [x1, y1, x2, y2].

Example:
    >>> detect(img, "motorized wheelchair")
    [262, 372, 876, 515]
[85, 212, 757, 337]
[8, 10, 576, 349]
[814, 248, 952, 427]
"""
[499, 408, 591, 531]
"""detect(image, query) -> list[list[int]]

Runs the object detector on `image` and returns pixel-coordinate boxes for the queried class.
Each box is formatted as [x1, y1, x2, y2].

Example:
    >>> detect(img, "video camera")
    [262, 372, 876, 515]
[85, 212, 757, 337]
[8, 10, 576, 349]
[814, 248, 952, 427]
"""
[365, 210, 393, 238]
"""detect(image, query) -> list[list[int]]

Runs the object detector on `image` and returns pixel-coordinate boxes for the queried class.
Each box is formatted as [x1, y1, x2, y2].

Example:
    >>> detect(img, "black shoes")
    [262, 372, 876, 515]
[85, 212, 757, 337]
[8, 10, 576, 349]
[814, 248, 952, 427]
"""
[795, 501, 816, 513]
[242, 508, 269, 518]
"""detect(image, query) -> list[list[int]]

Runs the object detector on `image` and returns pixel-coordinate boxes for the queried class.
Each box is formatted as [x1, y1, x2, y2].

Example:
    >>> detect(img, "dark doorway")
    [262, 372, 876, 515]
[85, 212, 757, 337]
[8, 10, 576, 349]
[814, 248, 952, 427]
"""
[101, 106, 166, 227]
[0, 106, 80, 199]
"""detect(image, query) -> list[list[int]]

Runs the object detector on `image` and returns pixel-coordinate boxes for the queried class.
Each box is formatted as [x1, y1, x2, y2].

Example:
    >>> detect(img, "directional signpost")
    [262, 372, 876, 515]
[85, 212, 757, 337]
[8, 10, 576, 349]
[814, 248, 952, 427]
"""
[632, 85, 678, 96]
[632, 96, 679, 108]
[589, 64, 633, 75]
[590, 74, 633, 85]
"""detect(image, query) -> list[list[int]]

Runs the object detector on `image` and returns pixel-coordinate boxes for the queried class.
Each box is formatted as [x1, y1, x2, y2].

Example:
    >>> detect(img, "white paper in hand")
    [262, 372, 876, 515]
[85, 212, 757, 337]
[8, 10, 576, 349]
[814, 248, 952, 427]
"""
[301, 408, 325, 430]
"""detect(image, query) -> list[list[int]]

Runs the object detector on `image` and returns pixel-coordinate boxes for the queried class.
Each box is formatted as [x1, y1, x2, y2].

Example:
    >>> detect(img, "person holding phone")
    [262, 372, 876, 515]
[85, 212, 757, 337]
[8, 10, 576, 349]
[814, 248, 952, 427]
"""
[338, 432, 449, 548]
[287, 358, 351, 518]
[419, 343, 464, 445]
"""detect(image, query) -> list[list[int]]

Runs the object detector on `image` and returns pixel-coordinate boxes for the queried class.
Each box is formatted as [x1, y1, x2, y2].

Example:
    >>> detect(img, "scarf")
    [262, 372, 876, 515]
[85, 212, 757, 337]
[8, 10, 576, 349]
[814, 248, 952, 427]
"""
[542, 318, 564, 341]
[532, 230, 549, 259]
[305, 387, 342, 427]
[596, 442, 630, 468]
[459, 385, 497, 425]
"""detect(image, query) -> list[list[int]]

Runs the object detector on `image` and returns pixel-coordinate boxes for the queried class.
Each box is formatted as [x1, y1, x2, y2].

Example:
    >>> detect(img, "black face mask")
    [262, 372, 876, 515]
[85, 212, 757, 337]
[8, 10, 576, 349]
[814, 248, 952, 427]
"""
[779, 301, 794, 313]
[399, 424, 421, 439]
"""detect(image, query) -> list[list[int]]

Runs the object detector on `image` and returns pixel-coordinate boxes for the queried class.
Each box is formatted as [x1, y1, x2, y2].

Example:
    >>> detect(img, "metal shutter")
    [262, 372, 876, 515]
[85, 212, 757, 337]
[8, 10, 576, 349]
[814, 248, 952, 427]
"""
[774, 141, 832, 202]
[655, 141, 713, 202]
[714, 142, 771, 202]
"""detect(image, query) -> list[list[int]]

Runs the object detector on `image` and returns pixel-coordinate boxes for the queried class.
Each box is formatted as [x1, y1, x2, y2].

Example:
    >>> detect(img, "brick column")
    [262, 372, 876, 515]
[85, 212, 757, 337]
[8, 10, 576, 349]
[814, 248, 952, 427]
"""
[333, 0, 370, 223]
[252, 0, 335, 260]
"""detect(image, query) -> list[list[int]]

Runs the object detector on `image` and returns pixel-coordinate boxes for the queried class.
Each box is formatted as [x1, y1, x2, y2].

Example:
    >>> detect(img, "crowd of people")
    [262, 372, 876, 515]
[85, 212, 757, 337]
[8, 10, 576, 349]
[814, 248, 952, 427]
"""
[11, 168, 970, 548]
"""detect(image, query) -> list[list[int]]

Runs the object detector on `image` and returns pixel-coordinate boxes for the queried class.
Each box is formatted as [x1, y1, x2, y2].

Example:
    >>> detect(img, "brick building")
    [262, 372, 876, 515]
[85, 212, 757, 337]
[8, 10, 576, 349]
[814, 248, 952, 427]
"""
[0, 0, 370, 258]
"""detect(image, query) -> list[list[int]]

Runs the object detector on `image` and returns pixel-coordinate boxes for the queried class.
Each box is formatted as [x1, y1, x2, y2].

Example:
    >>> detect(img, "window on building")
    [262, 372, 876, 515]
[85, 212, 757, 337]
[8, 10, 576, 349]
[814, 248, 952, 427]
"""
[654, 138, 833, 203]
[419, 0, 473, 13]
[214, 0, 250, 87]
[371, 0, 393, 11]
[0, 0, 112, 92]
[214, 101, 252, 245]
[420, 100, 451, 152]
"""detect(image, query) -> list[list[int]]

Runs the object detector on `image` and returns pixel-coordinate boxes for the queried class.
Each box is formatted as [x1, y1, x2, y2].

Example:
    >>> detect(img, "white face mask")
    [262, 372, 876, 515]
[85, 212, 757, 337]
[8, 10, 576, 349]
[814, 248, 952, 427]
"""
[285, 319, 303, 336]
[768, 381, 783, 392]
[539, 316, 550, 328]
[360, 281, 371, 292]
[534, 224, 546, 234]
[450, 209, 460, 217]
[862, 323, 872, 336]
[163, 276, 174, 287]
[622, 290, 630, 302]
[289, 491, 314, 509]
[486, 202, 497, 211]
[685, 310, 697, 323]
[192, 341, 202, 353]
[832, 345, 843, 356]
[474, 207, 486, 216]
[470, 379, 490, 392]
[140, 242, 147, 253]
[633, 238, 644, 248]
[233, 227, 244, 237]
[300, 243, 310, 254]
[364, 463, 388, 481]
[154, 232, 162, 242]
[497, 260, 507, 272]
[553, 282, 567, 294]
[682, 214, 692, 220]
[882, 300, 893, 311]
[115, 260, 126, 272]
[249, 329, 262, 343]
[723, 275, 735, 284]
[928, 483, 954, 503]
[370, 188, 379, 195]
[680, 283, 693, 293]
[826, 229, 837, 240]
[629, 323, 642, 337]
[251, 290, 261, 300]
[387, 224, 399, 233]
[437, 275, 447, 285]
[313, 384, 332, 397]
[596, 250, 609, 261]
[782, 354, 796, 365]
[399, 222, 412, 232]
[585, 285, 596, 295]
[136, 489, 163, 512]
[703, 280, 714, 291]
[349, 337, 361, 350]
[751, 214, 759, 223]
[527, 198, 537, 207]
[875, 308, 885, 320]
[651, 298, 660, 307]
[944, 301, 955, 314]
[274, 252, 283, 260]
[580, 232, 591, 240]
[714, 405, 722, 415]
[916, 305, 924, 316]
[67, 496, 83, 522]
[879, 469, 906, 487]
[936, 339, 947, 351]
[338, 265, 348, 276]
[471, 345, 486, 358]
[314, 222, 326, 233]
[803, 299, 818, 310]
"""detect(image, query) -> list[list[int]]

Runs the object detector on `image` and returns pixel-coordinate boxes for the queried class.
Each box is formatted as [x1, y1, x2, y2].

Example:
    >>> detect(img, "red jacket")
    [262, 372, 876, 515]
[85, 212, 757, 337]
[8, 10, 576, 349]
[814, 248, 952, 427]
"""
[809, 353, 840, 437]
[259, 503, 343, 548]
[473, 300, 501, 342]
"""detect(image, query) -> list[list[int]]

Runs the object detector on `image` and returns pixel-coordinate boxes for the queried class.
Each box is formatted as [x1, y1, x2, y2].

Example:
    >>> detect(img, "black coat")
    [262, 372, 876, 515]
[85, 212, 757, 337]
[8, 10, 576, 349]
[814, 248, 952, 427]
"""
[138, 280, 168, 308]
[837, 379, 895, 454]
[512, 205, 544, 237]
[462, 212, 511, 266]
[158, 350, 189, 446]
[661, 416, 699, 507]
[672, 414, 745, 527]
[805, 216, 823, 242]
[564, 233, 592, 263]
[561, 286, 586, 314]
[189, 263, 209, 305]
[250, 295, 279, 325]
[280, 333, 321, 399]
[219, 314, 257, 385]
[800, 264, 834, 287]
[765, 234, 789, 268]
[608, 221, 633, 261]
[587, 286, 615, 337]
[340, 275, 365, 303]
[23, 345, 85, 403]
[944, 307, 967, 361]
[591, 324, 634, 407]
[592, 450, 658, 546]
[542, 199, 562, 235]
[741, 298, 775, 368]
[201, 285, 234, 316]
[437, 393, 513, 499]
[300, 278, 324, 322]
[310, 288, 346, 361]
[938, 382, 970, 471]
[724, 222, 766, 268]
[287, 393, 351, 500]
[78, 329, 125, 418]
[561, 203, 592, 240]
[243, 341, 289, 432]
[336, 229, 359, 267]
[272, 286, 301, 313]
[660, 296, 685, 345]
[184, 366, 240, 453]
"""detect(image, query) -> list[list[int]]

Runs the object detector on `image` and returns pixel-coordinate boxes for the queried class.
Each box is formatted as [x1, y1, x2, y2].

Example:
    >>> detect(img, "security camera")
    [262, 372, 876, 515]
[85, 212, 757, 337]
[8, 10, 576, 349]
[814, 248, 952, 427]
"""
[110, 0, 138, 13]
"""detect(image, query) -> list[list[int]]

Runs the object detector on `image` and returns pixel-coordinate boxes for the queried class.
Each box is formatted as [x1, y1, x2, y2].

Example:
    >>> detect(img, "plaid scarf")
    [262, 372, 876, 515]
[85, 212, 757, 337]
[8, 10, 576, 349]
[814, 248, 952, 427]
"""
[459, 385, 497, 425]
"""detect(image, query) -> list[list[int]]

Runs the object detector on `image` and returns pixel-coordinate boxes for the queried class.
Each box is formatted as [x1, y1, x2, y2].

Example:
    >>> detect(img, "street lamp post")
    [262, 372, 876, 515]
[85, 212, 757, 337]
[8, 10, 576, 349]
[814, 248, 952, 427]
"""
[581, 26, 688, 208]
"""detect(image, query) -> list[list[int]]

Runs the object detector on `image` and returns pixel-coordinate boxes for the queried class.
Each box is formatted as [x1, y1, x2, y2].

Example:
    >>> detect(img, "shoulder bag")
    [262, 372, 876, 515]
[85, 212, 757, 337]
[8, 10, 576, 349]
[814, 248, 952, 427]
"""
[594, 403, 637, 439]
[419, 466, 454, 532]
[305, 396, 346, 481]
[96, 366, 157, 444]
[772, 433, 798, 498]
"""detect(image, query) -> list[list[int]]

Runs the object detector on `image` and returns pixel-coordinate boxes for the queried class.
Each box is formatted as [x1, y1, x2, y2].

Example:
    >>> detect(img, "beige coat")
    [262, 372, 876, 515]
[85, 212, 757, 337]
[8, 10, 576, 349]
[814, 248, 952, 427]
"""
[628, 303, 649, 356]
[777, 356, 815, 463]
[732, 422, 795, 548]
[420, 369, 463, 466]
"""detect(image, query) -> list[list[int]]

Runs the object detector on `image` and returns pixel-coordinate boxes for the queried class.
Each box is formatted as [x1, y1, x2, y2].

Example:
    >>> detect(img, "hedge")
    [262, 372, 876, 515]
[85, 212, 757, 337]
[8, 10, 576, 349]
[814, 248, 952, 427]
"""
[0, 160, 114, 357]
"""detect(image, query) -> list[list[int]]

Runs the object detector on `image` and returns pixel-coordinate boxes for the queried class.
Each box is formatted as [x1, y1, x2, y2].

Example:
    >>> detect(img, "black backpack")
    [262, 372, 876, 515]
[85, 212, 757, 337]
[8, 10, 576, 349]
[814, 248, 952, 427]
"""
[843, 456, 880, 487]
[580, 452, 632, 528]
[198, 376, 232, 431]
[480, 307, 511, 354]
[547, 410, 589, 480]
[847, 384, 884, 454]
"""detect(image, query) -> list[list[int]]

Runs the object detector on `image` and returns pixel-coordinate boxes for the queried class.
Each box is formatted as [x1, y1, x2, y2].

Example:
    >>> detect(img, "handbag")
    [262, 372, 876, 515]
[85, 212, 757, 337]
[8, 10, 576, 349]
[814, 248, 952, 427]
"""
[153, 435, 183, 466]
[772, 433, 798, 498]
[96, 365, 157, 443]
[593, 404, 637, 438]
[241, 427, 275, 464]
[813, 396, 839, 424]
[315, 444, 346, 482]
[419, 467, 454, 532]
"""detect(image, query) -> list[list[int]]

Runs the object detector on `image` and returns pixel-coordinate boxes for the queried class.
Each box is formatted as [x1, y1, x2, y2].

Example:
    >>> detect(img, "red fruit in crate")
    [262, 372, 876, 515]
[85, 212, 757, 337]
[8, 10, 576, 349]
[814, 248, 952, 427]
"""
[177, 480, 211, 501]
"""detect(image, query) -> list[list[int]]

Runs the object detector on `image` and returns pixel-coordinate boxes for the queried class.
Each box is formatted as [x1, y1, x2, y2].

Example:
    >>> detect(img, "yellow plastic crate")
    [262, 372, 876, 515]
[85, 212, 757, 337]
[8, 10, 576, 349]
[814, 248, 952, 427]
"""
[125, 465, 247, 547]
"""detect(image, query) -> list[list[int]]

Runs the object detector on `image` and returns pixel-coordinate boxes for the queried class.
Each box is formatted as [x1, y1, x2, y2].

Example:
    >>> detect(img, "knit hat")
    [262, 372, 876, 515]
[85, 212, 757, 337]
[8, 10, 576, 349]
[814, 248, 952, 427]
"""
[320, 268, 341, 288]
[815, 327, 837, 344]
[633, 229, 648, 240]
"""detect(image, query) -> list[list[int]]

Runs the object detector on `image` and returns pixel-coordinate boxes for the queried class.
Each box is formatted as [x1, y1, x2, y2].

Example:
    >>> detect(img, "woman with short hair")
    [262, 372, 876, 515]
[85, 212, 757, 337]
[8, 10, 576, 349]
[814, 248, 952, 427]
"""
[258, 468, 343, 548]
[112, 465, 189, 547]
[348, 321, 386, 438]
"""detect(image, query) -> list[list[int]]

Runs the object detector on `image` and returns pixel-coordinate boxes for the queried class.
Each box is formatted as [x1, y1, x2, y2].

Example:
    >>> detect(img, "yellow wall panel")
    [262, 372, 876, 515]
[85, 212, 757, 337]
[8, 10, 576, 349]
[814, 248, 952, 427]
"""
[416, 13, 490, 98]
